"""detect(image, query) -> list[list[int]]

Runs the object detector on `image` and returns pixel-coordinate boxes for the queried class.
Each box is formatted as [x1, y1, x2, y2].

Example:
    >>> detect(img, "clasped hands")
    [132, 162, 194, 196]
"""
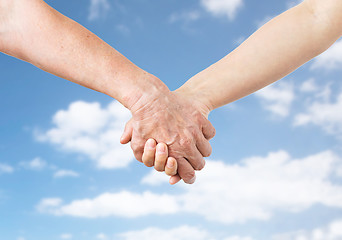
[120, 76, 216, 185]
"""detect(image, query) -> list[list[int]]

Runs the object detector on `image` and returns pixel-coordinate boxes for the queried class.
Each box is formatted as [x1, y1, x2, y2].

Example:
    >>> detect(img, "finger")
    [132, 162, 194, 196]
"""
[133, 150, 143, 162]
[165, 157, 177, 176]
[169, 174, 181, 185]
[177, 157, 196, 184]
[131, 138, 144, 163]
[142, 139, 157, 167]
[154, 143, 168, 172]
[202, 119, 216, 140]
[195, 133, 212, 158]
[133, 149, 144, 162]
[120, 119, 133, 144]
[186, 147, 206, 171]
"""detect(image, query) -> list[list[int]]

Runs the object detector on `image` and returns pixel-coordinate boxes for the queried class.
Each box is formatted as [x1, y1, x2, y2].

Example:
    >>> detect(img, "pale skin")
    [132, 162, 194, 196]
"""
[131, 0, 342, 184]
[0, 0, 216, 184]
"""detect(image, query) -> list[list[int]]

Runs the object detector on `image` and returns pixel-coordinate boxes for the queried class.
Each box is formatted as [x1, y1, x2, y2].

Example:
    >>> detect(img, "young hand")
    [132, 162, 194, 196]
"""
[142, 138, 181, 185]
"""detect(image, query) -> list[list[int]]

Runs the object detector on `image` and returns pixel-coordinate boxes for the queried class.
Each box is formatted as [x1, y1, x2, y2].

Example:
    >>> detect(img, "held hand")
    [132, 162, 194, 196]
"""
[141, 139, 181, 185]
[121, 90, 215, 184]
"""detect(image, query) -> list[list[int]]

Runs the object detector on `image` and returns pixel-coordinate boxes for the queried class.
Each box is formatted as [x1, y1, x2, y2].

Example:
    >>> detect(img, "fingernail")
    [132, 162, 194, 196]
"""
[169, 178, 176, 185]
[167, 159, 174, 168]
[146, 139, 155, 149]
[157, 144, 166, 153]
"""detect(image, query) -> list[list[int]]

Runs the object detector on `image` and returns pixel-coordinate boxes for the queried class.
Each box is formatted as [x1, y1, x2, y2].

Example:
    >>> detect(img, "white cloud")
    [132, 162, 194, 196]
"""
[97, 228, 252, 240]
[36, 191, 179, 218]
[88, 0, 110, 21]
[311, 39, 342, 70]
[60, 233, 73, 239]
[255, 81, 295, 117]
[96, 233, 108, 240]
[38, 150, 342, 224]
[337, 165, 342, 177]
[141, 170, 169, 186]
[0, 163, 14, 174]
[272, 219, 342, 240]
[117, 226, 212, 240]
[300, 78, 318, 93]
[179, 150, 342, 224]
[36, 198, 63, 214]
[17, 237, 26, 240]
[294, 93, 342, 136]
[36, 101, 133, 169]
[19, 157, 46, 171]
[54, 170, 79, 178]
[224, 237, 254, 240]
[201, 0, 243, 20]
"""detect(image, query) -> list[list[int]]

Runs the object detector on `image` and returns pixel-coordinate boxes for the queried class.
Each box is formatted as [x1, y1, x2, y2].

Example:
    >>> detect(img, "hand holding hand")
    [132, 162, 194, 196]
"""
[121, 87, 215, 184]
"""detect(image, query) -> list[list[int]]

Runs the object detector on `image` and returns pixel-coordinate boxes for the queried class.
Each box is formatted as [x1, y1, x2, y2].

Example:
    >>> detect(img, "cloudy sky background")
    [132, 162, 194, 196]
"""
[1, 0, 342, 239]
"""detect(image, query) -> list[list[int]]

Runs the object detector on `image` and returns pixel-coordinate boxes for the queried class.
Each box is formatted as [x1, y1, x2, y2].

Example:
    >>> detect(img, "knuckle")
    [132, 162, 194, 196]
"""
[168, 147, 181, 158]
[189, 126, 197, 136]
[180, 137, 192, 148]
[194, 112, 203, 121]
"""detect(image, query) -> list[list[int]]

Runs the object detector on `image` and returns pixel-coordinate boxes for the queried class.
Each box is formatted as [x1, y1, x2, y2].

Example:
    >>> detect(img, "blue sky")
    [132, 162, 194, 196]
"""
[1, 0, 342, 239]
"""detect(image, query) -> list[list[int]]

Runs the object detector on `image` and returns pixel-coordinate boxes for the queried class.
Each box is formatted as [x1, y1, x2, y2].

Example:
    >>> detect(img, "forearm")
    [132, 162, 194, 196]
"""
[177, 0, 342, 112]
[0, 0, 168, 109]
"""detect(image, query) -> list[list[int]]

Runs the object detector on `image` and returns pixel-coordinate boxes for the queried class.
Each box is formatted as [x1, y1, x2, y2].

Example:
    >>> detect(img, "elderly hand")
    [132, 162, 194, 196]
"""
[121, 87, 215, 184]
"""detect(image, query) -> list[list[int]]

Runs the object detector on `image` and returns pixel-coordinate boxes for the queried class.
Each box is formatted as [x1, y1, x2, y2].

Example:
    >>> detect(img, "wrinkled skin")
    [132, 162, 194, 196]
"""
[121, 90, 216, 184]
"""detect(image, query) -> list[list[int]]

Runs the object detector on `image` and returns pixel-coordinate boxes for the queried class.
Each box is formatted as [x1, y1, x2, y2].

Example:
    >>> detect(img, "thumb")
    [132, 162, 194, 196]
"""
[120, 119, 133, 144]
[202, 119, 216, 140]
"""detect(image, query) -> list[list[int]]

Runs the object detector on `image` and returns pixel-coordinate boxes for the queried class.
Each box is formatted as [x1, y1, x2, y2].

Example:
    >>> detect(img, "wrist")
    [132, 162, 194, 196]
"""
[102, 58, 170, 111]
[120, 72, 170, 114]
[174, 84, 214, 118]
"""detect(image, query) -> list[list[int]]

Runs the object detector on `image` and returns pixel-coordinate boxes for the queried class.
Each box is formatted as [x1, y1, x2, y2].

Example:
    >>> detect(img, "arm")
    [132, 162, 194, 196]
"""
[135, 0, 342, 184]
[0, 0, 215, 184]
[176, 0, 342, 113]
[0, 0, 162, 109]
